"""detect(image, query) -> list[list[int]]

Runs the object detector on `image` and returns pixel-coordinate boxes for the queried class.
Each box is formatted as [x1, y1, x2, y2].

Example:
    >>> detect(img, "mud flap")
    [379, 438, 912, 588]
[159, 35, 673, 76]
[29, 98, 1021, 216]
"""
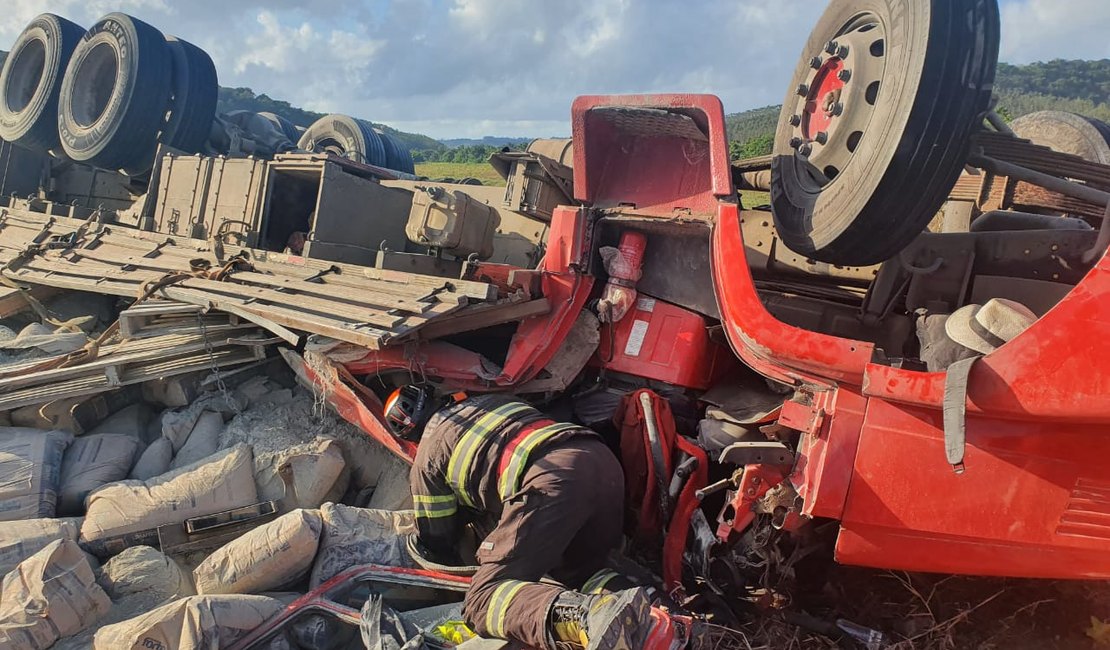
[942, 356, 979, 474]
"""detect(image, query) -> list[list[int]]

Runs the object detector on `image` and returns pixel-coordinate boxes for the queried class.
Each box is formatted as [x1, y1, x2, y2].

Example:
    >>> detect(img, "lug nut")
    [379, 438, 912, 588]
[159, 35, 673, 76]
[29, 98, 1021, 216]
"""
[789, 114, 802, 127]
[838, 69, 852, 82]
[796, 83, 810, 97]
[809, 56, 823, 69]
[832, 102, 845, 116]
[815, 131, 829, 145]
[824, 40, 838, 55]
[789, 136, 803, 149]
[798, 143, 813, 157]
[835, 44, 849, 59]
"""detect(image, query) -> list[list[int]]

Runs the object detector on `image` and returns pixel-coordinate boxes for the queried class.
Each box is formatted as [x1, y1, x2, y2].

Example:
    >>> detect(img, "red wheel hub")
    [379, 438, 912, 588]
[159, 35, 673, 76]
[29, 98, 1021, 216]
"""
[803, 58, 846, 140]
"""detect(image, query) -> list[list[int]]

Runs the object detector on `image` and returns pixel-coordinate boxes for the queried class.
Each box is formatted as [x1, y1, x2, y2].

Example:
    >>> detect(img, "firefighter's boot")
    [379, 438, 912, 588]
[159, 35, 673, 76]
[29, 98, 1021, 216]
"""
[548, 587, 651, 650]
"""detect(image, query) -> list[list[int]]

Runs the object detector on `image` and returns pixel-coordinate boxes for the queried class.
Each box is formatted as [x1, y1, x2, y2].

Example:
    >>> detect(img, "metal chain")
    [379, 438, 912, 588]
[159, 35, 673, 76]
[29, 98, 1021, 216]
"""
[196, 310, 241, 415]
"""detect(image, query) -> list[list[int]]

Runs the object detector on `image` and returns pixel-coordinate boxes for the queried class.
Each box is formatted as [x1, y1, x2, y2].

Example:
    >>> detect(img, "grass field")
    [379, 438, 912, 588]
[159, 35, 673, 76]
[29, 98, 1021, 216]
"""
[740, 190, 771, 208]
[414, 162, 504, 186]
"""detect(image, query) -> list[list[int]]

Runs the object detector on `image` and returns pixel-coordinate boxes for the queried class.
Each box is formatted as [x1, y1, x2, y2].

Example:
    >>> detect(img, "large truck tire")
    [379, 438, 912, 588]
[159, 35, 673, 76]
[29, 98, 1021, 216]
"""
[374, 128, 414, 174]
[770, 0, 1000, 265]
[297, 114, 386, 167]
[161, 36, 218, 154]
[0, 14, 85, 153]
[257, 111, 300, 144]
[1011, 110, 1110, 165]
[57, 13, 172, 172]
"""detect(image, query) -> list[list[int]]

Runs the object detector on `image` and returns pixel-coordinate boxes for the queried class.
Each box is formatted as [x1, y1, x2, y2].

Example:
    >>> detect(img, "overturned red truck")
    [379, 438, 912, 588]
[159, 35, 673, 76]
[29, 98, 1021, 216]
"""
[292, 0, 1110, 614]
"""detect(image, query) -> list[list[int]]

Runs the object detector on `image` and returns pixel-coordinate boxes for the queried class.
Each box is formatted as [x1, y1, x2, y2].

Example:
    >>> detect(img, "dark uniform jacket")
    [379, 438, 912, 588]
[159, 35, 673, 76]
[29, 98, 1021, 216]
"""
[410, 394, 592, 558]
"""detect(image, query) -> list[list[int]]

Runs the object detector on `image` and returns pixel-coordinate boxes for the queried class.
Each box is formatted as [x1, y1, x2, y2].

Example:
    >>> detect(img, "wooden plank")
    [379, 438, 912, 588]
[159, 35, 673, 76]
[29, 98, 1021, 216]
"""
[0, 285, 60, 319]
[157, 285, 392, 349]
[70, 245, 455, 311]
[176, 278, 409, 329]
[409, 298, 551, 341]
[0, 347, 259, 410]
[0, 331, 264, 391]
[2, 209, 498, 302]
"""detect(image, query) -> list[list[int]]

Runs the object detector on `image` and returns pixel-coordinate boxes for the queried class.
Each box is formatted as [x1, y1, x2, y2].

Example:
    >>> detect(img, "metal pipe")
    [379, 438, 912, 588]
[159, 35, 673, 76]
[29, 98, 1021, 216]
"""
[985, 110, 1014, 136]
[969, 153, 1110, 210]
[639, 392, 672, 526]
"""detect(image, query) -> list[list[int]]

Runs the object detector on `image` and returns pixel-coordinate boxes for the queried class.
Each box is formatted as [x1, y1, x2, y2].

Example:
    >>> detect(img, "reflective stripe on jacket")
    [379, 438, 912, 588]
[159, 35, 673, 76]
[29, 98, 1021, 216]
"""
[410, 394, 594, 557]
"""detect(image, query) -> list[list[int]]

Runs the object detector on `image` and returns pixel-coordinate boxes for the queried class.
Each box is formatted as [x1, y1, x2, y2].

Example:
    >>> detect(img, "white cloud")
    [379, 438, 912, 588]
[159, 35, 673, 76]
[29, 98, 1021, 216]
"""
[1000, 0, 1110, 63]
[0, 0, 1106, 139]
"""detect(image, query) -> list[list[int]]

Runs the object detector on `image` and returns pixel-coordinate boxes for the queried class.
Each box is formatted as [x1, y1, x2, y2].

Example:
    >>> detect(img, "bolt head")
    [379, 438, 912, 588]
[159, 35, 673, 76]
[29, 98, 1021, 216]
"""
[789, 114, 801, 127]
[796, 83, 810, 97]
[798, 143, 813, 157]
[815, 131, 829, 145]
[835, 44, 849, 59]
[838, 69, 852, 82]
[824, 40, 838, 55]
[788, 136, 803, 149]
[809, 56, 823, 69]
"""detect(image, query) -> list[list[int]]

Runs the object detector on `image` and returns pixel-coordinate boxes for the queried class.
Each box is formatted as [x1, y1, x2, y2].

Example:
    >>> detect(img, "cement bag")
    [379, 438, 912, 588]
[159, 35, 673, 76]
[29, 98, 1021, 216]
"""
[170, 410, 224, 470]
[0, 517, 80, 576]
[58, 433, 142, 515]
[194, 508, 322, 595]
[255, 438, 348, 510]
[0, 427, 72, 520]
[310, 503, 417, 588]
[87, 403, 154, 440]
[129, 437, 174, 480]
[80, 444, 258, 548]
[93, 594, 283, 650]
[100, 545, 194, 601]
[0, 538, 111, 649]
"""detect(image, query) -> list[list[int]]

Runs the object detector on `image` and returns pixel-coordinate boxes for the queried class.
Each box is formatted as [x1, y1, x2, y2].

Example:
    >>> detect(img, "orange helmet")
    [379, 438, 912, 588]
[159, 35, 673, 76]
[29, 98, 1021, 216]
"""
[383, 385, 434, 440]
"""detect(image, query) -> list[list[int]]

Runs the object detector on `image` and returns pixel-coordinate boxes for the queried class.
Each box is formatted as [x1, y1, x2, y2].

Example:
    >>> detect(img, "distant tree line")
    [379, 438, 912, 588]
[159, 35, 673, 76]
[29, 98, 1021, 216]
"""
[411, 143, 525, 164]
[724, 59, 1110, 161]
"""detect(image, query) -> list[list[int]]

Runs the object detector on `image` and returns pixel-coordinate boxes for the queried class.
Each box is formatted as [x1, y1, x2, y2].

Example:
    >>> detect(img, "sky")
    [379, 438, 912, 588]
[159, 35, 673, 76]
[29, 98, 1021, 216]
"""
[2, 0, 1109, 140]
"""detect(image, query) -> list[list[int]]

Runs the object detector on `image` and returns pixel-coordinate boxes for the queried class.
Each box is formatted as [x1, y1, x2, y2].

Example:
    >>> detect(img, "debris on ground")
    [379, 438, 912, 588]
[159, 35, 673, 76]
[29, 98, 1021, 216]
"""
[1, 2, 1110, 648]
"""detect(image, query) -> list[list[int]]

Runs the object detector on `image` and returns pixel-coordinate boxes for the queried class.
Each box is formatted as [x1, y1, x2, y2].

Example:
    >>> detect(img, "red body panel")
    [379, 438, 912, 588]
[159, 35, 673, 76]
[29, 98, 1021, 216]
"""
[596, 297, 736, 390]
[581, 93, 1110, 580]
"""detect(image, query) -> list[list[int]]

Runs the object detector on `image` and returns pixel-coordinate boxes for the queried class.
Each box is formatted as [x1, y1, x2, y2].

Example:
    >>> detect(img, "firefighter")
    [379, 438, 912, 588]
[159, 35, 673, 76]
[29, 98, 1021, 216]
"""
[384, 385, 652, 650]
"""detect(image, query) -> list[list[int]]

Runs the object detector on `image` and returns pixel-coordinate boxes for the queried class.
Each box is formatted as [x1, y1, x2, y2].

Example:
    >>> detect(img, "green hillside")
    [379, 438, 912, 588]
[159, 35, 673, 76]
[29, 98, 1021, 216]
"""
[216, 86, 443, 152]
[725, 59, 1110, 159]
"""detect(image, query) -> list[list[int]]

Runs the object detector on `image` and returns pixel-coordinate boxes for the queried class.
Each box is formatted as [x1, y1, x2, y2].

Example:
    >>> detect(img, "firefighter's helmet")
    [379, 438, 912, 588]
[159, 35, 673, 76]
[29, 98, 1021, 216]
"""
[384, 384, 434, 440]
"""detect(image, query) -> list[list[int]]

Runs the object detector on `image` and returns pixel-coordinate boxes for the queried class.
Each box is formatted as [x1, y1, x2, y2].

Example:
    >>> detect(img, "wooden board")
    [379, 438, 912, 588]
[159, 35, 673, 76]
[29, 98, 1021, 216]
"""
[0, 206, 530, 349]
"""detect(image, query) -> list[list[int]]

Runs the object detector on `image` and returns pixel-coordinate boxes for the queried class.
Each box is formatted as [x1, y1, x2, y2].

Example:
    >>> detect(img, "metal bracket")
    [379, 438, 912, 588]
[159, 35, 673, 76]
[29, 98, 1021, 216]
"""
[718, 441, 795, 467]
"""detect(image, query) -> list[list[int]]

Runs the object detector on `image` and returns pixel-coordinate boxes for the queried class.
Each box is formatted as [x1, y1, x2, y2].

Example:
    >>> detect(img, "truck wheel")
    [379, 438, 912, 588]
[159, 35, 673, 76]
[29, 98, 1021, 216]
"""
[770, 0, 1000, 265]
[1011, 111, 1110, 165]
[258, 111, 300, 143]
[162, 36, 218, 154]
[58, 13, 172, 172]
[297, 114, 386, 167]
[0, 14, 84, 153]
[374, 128, 414, 174]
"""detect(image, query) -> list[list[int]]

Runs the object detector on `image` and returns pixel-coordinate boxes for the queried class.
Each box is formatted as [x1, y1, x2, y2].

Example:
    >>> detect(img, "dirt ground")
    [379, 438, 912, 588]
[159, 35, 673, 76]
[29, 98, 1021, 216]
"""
[733, 567, 1110, 649]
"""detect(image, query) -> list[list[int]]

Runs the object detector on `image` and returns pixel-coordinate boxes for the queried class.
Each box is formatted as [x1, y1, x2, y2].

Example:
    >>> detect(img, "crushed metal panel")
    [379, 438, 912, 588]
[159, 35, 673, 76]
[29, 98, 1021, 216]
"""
[309, 161, 411, 264]
[383, 179, 547, 268]
[151, 153, 267, 244]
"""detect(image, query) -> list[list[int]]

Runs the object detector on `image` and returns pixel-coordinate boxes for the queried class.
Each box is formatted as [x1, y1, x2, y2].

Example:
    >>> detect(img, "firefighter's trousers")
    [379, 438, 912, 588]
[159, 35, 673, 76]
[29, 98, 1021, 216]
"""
[462, 436, 625, 649]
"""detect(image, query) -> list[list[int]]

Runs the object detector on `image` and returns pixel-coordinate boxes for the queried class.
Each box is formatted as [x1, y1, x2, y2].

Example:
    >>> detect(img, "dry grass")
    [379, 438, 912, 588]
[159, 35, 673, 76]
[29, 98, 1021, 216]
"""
[711, 567, 1109, 650]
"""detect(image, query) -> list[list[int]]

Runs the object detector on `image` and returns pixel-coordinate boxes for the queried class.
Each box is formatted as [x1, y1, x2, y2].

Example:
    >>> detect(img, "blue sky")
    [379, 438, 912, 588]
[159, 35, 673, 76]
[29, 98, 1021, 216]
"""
[4, 0, 1109, 140]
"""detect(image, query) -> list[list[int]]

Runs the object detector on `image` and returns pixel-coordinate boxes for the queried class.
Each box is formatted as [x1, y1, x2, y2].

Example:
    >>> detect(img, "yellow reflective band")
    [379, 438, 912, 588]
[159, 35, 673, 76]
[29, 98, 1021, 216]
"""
[413, 494, 456, 504]
[413, 494, 458, 519]
[485, 580, 528, 638]
[497, 423, 583, 500]
[581, 569, 619, 595]
[447, 402, 536, 507]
